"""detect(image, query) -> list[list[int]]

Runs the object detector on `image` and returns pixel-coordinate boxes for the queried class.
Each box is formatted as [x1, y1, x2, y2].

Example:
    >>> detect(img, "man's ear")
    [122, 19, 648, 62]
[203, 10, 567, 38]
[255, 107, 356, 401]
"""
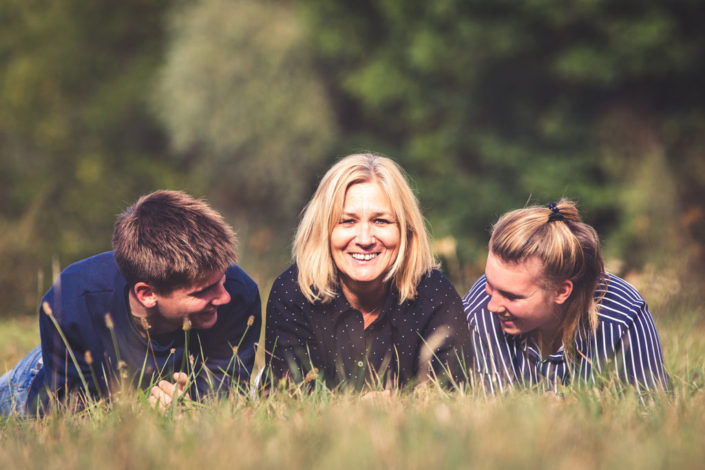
[553, 280, 573, 305]
[133, 282, 158, 309]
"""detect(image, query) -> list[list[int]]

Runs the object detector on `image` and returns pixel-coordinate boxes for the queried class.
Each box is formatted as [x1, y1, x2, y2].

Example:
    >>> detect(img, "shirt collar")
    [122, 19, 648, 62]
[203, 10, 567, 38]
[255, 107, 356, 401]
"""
[329, 281, 398, 323]
[504, 329, 567, 363]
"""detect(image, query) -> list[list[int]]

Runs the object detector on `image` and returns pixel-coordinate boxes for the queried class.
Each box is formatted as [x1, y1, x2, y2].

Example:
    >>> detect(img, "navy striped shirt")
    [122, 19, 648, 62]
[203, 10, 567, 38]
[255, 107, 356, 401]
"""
[463, 273, 668, 394]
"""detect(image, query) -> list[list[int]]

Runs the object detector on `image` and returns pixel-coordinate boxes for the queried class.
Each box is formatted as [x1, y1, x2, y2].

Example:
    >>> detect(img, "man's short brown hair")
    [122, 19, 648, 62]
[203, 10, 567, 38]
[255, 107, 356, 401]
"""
[112, 190, 237, 293]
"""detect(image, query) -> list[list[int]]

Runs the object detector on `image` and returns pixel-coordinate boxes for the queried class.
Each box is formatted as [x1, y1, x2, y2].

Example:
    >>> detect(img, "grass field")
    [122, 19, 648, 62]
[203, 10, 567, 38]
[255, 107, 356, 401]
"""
[1, 291, 704, 470]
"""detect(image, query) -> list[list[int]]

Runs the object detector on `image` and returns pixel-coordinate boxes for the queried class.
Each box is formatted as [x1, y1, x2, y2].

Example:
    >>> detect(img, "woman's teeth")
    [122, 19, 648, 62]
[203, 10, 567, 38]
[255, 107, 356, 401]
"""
[351, 253, 378, 261]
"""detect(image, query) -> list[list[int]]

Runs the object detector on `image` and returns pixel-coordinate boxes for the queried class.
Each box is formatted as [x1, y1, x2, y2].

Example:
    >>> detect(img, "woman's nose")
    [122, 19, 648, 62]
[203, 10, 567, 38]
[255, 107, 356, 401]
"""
[356, 222, 374, 246]
[487, 292, 504, 313]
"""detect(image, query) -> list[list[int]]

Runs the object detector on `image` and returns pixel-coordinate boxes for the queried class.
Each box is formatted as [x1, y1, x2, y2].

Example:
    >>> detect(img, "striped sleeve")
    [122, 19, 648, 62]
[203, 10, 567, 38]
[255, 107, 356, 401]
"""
[463, 276, 519, 395]
[598, 276, 669, 392]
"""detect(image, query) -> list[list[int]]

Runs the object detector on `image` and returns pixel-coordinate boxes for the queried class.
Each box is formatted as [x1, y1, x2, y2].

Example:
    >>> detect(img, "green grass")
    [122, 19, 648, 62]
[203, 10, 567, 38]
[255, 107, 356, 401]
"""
[0, 316, 37, 372]
[1, 299, 704, 470]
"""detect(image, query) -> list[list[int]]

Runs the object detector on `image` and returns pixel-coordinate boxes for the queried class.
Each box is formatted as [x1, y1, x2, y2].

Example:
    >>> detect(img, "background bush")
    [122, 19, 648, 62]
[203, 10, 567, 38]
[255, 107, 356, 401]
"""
[1, 0, 704, 316]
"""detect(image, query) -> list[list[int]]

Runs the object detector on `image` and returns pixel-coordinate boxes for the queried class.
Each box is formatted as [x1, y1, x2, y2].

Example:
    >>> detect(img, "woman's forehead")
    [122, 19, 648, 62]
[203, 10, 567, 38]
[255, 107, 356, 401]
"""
[486, 252, 545, 286]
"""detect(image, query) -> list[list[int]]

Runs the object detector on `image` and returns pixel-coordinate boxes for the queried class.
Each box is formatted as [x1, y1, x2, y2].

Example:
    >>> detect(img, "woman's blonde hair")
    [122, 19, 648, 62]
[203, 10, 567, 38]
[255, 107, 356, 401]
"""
[294, 153, 437, 303]
[489, 199, 606, 357]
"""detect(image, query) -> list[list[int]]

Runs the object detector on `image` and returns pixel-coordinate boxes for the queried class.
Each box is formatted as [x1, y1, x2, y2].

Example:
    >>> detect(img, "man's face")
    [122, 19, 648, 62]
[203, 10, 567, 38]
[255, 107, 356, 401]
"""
[484, 251, 562, 338]
[152, 270, 231, 332]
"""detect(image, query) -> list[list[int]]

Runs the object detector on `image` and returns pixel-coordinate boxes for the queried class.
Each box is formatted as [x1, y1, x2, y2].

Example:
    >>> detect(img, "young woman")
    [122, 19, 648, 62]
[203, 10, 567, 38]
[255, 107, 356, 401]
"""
[463, 199, 668, 394]
[265, 153, 471, 389]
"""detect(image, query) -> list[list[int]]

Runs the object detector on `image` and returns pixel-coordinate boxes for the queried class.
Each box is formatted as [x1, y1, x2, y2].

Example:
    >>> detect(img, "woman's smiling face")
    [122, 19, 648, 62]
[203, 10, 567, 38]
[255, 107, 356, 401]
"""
[484, 251, 563, 338]
[330, 181, 401, 295]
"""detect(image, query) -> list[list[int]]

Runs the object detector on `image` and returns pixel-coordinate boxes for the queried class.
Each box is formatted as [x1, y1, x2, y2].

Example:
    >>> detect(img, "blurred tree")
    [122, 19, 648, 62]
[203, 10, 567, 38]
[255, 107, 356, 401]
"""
[152, 0, 337, 277]
[300, 0, 705, 290]
[1, 0, 703, 316]
[0, 0, 179, 315]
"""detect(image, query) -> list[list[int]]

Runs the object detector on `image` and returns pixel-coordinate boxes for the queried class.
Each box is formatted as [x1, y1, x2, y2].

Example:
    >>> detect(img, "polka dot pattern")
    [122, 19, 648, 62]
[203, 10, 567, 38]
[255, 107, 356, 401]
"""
[265, 264, 472, 388]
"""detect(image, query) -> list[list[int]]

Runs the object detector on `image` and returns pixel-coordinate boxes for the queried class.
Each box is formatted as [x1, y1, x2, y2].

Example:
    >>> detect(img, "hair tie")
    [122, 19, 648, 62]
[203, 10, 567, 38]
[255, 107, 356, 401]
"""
[547, 201, 564, 222]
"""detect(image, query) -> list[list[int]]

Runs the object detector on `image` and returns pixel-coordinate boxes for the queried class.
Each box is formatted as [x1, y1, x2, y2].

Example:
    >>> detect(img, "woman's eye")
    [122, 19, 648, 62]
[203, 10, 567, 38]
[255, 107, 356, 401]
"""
[374, 218, 390, 225]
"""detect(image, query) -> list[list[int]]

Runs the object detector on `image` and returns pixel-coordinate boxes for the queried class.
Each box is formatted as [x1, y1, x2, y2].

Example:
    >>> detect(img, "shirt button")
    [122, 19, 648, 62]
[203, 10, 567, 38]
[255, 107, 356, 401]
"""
[357, 361, 364, 368]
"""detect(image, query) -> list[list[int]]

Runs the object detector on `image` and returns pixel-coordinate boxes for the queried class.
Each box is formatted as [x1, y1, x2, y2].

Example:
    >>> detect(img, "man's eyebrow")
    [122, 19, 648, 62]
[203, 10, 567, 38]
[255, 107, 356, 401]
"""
[190, 278, 222, 295]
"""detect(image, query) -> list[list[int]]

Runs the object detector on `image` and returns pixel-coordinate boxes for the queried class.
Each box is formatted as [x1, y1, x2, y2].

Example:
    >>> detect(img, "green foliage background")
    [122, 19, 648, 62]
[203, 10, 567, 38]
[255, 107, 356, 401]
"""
[1, 0, 704, 316]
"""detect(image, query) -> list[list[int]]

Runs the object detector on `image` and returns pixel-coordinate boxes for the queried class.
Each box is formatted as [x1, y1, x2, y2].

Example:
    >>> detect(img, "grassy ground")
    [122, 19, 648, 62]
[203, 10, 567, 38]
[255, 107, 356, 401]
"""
[1, 294, 704, 470]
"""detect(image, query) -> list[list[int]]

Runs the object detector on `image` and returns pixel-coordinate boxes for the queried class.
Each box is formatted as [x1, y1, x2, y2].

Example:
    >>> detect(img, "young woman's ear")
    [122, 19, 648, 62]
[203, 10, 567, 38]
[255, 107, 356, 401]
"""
[133, 282, 158, 309]
[553, 280, 573, 305]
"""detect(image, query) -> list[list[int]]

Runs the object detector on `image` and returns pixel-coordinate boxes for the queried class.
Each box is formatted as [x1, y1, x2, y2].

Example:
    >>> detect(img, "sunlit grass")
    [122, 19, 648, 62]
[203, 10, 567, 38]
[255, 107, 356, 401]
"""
[0, 316, 37, 372]
[0, 290, 703, 470]
[1, 378, 703, 470]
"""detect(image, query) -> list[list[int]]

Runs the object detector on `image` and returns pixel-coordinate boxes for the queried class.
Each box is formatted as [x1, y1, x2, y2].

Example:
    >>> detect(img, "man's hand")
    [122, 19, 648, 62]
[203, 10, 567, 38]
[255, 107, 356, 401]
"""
[149, 372, 191, 410]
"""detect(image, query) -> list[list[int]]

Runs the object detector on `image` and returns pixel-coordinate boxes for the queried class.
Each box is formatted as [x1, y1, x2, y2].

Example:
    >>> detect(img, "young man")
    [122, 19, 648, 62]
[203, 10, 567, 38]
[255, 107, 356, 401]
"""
[0, 190, 261, 415]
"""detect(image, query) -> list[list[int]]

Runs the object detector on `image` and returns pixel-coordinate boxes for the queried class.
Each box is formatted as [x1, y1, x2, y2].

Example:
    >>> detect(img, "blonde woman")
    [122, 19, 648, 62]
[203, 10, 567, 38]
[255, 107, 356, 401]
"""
[265, 153, 471, 388]
[463, 200, 669, 394]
